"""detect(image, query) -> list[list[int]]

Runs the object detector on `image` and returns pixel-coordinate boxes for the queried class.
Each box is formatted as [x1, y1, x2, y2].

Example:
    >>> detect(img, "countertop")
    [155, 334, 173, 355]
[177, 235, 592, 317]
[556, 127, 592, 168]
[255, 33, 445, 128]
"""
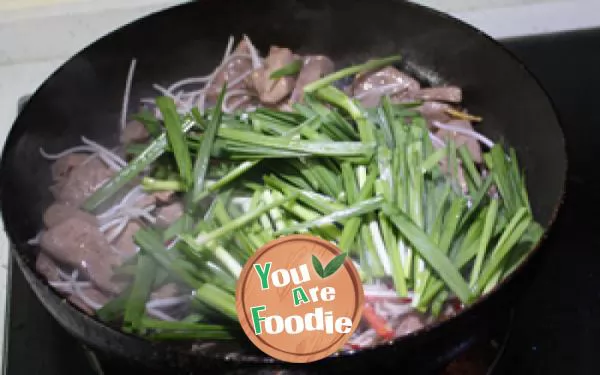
[1, 0, 600, 368]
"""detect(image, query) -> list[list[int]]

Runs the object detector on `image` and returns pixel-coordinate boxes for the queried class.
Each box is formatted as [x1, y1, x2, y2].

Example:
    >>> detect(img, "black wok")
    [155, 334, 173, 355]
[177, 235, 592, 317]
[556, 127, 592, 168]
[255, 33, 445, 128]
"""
[0, 0, 566, 373]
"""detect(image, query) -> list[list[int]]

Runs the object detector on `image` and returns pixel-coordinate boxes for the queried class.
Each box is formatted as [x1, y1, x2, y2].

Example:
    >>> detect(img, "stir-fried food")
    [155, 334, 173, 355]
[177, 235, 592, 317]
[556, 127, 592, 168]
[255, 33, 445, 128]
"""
[31, 36, 543, 350]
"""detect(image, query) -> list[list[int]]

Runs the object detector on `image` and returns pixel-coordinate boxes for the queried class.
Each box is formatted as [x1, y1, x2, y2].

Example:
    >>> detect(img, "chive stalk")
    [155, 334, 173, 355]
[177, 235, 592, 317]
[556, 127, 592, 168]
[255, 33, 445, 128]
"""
[383, 205, 472, 303]
[142, 177, 186, 192]
[189, 84, 226, 206]
[469, 199, 499, 287]
[157, 97, 193, 188]
[83, 118, 195, 211]
[195, 284, 237, 320]
[123, 254, 157, 332]
[304, 55, 402, 93]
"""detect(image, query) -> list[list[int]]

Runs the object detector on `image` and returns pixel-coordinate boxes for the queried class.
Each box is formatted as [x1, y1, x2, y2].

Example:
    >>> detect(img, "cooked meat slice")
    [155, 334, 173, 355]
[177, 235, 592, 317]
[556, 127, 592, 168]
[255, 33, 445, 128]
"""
[436, 119, 483, 163]
[151, 283, 180, 300]
[120, 120, 149, 144]
[36, 251, 109, 315]
[40, 217, 122, 294]
[35, 252, 61, 281]
[388, 98, 453, 129]
[414, 101, 453, 124]
[156, 201, 184, 227]
[412, 86, 462, 103]
[395, 312, 425, 336]
[353, 66, 420, 108]
[133, 192, 157, 209]
[113, 221, 141, 257]
[152, 190, 175, 204]
[290, 55, 335, 103]
[51, 153, 90, 182]
[251, 46, 296, 104]
[277, 101, 294, 112]
[224, 93, 258, 113]
[43, 203, 98, 228]
[51, 158, 113, 207]
[69, 288, 110, 315]
[206, 40, 253, 101]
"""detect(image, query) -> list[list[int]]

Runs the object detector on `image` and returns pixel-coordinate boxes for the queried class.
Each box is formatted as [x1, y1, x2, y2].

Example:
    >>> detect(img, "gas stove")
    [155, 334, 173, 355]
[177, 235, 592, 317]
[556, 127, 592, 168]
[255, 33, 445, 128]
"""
[4, 27, 600, 375]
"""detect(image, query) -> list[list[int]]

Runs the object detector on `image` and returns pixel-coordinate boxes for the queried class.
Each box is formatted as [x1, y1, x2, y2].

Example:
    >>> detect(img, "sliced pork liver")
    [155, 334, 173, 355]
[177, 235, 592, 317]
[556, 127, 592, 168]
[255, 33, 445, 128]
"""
[156, 201, 183, 227]
[114, 221, 141, 257]
[353, 66, 420, 108]
[35, 252, 61, 281]
[412, 86, 462, 103]
[120, 120, 149, 144]
[206, 40, 254, 101]
[40, 217, 122, 294]
[251, 46, 296, 104]
[36, 251, 109, 316]
[51, 158, 113, 207]
[414, 101, 452, 124]
[152, 190, 176, 203]
[43, 203, 98, 228]
[290, 55, 334, 103]
[51, 153, 90, 182]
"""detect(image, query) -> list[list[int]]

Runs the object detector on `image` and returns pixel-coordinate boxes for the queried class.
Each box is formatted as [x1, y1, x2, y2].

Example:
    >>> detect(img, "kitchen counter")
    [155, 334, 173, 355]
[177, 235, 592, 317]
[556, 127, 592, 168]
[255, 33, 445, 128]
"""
[1, 0, 599, 369]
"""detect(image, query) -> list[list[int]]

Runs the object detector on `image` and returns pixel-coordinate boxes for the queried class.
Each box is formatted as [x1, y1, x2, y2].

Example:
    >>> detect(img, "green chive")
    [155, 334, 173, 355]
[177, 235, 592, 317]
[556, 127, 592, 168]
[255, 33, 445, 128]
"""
[270, 59, 303, 79]
[276, 196, 383, 236]
[304, 55, 402, 93]
[123, 254, 157, 332]
[189, 84, 226, 205]
[142, 177, 186, 192]
[383, 204, 472, 303]
[157, 97, 193, 188]
[195, 284, 237, 320]
[469, 199, 498, 287]
[83, 118, 195, 211]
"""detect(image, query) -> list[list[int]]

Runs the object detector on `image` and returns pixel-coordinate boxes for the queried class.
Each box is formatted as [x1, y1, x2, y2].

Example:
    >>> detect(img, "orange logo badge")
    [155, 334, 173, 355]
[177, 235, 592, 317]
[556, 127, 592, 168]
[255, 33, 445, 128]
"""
[235, 235, 364, 363]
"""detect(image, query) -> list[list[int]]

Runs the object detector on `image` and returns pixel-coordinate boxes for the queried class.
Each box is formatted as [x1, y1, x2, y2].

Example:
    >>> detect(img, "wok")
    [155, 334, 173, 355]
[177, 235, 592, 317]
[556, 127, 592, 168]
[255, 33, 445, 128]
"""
[0, 0, 566, 373]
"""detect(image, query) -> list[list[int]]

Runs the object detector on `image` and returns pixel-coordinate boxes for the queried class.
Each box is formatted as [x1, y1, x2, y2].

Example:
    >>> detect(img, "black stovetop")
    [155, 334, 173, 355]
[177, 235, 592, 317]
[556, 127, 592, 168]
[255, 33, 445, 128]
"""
[5, 28, 600, 375]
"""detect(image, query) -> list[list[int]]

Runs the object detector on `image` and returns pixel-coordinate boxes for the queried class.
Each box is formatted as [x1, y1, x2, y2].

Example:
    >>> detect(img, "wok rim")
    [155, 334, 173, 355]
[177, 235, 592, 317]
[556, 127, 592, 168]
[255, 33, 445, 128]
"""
[0, 0, 568, 366]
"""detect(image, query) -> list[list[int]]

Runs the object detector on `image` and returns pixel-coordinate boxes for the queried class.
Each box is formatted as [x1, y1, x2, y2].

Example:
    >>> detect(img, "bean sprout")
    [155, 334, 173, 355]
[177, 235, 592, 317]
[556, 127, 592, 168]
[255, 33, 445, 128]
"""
[429, 131, 446, 147]
[147, 308, 176, 321]
[50, 280, 93, 290]
[104, 218, 128, 243]
[27, 231, 43, 245]
[69, 270, 104, 311]
[152, 83, 176, 99]
[243, 34, 262, 69]
[121, 59, 137, 131]
[431, 120, 495, 148]
[354, 82, 408, 100]
[146, 295, 190, 309]
[96, 153, 122, 172]
[222, 35, 235, 65]
[81, 137, 127, 168]
[39, 145, 97, 160]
